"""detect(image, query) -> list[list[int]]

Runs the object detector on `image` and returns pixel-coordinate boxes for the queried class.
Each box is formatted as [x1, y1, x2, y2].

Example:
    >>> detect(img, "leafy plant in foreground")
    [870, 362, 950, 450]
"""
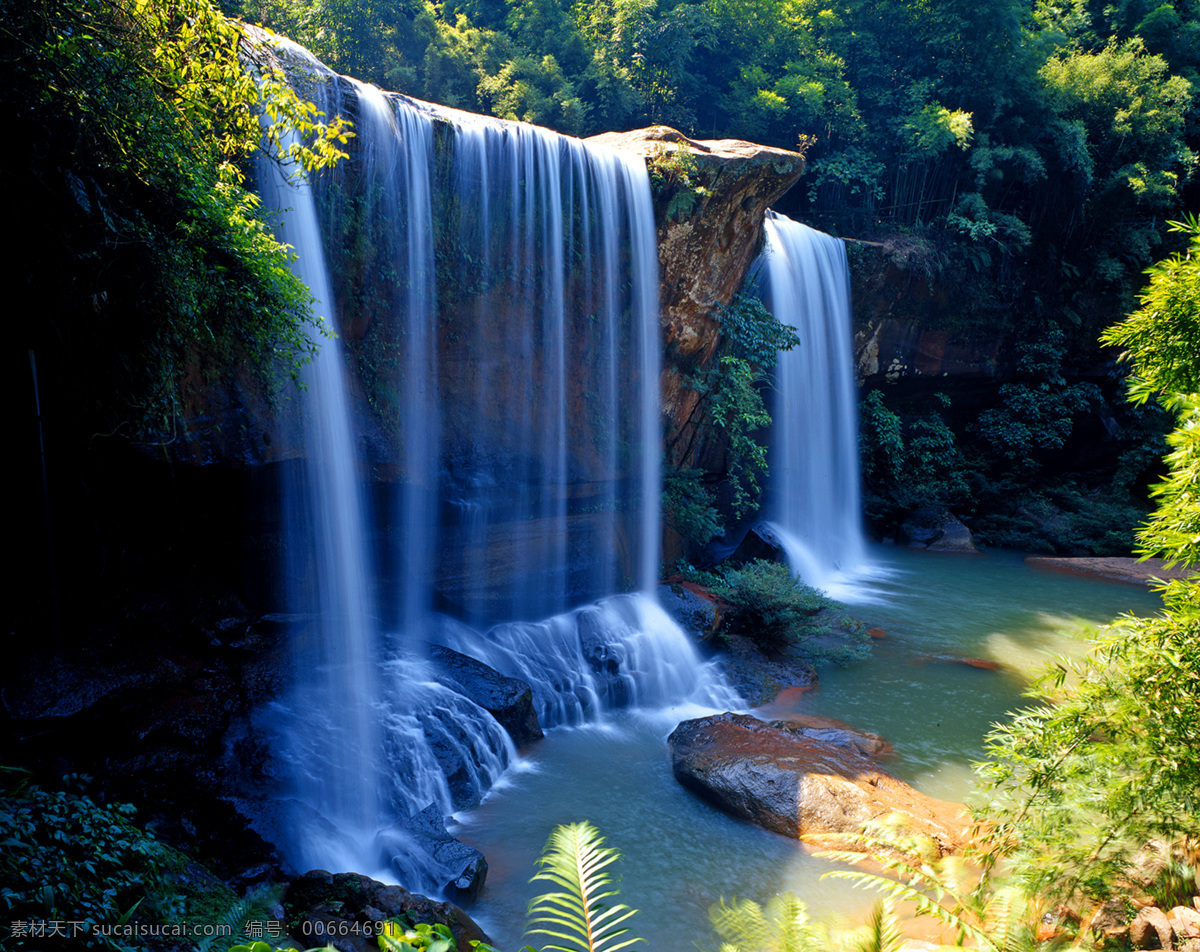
[820, 832, 1041, 952]
[972, 219, 1200, 908]
[0, 783, 182, 950]
[524, 821, 642, 952]
[707, 894, 828, 952]
[379, 920, 458, 952]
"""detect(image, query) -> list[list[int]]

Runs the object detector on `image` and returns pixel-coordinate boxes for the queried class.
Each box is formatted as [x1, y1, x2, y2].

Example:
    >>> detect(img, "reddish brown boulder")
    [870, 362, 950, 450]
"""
[1025, 556, 1197, 586]
[1131, 905, 1174, 949]
[668, 712, 966, 854]
[921, 656, 1002, 671]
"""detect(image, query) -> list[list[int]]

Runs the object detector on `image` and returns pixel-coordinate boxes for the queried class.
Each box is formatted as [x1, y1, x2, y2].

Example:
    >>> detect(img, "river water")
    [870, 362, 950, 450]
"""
[452, 545, 1164, 950]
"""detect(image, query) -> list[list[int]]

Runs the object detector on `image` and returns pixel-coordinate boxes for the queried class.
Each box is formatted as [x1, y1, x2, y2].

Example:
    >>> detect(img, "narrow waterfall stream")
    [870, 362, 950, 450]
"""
[757, 213, 875, 598]
[258, 80, 385, 875]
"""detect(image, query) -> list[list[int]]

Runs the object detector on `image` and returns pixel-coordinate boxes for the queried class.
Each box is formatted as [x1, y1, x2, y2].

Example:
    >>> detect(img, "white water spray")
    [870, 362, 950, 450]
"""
[759, 212, 874, 599]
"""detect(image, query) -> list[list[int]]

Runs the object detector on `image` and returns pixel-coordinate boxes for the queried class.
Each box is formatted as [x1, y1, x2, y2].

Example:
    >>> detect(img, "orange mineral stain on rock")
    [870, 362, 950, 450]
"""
[772, 684, 814, 706]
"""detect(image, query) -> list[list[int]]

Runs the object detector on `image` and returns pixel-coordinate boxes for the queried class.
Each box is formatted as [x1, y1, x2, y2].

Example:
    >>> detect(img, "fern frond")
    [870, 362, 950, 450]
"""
[707, 894, 824, 952]
[194, 895, 254, 952]
[849, 901, 905, 952]
[709, 897, 772, 951]
[194, 888, 278, 952]
[822, 868, 991, 948]
[525, 822, 642, 952]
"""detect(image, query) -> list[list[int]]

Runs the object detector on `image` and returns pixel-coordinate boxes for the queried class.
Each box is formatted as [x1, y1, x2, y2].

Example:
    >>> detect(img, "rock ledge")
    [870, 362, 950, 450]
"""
[668, 712, 965, 854]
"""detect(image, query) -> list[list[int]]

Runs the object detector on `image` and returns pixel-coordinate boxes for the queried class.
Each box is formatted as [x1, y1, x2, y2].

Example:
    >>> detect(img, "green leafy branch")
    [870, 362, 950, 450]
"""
[524, 822, 642, 952]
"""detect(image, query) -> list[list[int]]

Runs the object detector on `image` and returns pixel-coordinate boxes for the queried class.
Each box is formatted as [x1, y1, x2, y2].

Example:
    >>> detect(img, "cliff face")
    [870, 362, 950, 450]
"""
[587, 127, 804, 467]
[846, 237, 1010, 391]
[20, 46, 810, 632]
[164, 82, 804, 470]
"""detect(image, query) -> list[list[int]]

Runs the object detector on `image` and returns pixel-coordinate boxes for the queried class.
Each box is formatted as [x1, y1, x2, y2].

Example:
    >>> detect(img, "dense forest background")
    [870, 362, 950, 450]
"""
[223, 0, 1200, 553]
[3, 1, 1199, 946]
[8, 0, 1199, 561]
[229, 0, 1197, 322]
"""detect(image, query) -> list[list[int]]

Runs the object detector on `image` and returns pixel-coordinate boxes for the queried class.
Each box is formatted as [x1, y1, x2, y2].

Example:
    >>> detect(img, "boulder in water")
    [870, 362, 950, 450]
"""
[427, 644, 542, 746]
[377, 804, 489, 904]
[668, 712, 965, 854]
[898, 508, 977, 552]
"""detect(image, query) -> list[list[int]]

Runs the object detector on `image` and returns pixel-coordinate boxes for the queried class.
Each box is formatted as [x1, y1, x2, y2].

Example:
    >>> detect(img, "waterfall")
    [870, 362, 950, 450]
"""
[758, 212, 872, 597]
[260, 41, 734, 894]
[437, 117, 662, 622]
[260, 82, 384, 872]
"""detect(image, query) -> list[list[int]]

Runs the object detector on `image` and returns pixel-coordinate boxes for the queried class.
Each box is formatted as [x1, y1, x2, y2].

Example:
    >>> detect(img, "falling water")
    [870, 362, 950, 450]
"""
[436, 117, 662, 622]
[259, 52, 383, 875]
[356, 83, 439, 640]
[260, 41, 735, 894]
[759, 212, 872, 597]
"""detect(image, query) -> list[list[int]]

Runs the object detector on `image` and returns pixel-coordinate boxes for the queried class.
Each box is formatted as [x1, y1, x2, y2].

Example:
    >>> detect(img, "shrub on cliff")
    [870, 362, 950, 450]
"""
[6, 0, 351, 437]
[688, 560, 868, 664]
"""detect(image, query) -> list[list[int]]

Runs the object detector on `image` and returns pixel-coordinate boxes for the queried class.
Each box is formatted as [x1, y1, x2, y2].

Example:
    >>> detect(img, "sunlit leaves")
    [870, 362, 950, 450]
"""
[1102, 218, 1200, 401]
[525, 822, 642, 952]
[976, 217, 1200, 908]
[1039, 39, 1194, 204]
[6, 0, 352, 434]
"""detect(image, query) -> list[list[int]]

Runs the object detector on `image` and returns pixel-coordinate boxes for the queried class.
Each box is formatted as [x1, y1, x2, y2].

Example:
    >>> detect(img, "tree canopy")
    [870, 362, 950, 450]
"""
[5, 0, 350, 437]
[232, 0, 1195, 349]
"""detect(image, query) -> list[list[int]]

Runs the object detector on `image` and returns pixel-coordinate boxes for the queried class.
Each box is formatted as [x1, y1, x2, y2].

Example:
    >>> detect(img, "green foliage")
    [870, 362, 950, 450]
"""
[978, 583, 1200, 903]
[1102, 218, 1200, 566]
[820, 832, 1041, 952]
[371, 916, 500, 952]
[1102, 217, 1200, 411]
[708, 893, 911, 952]
[1140, 397, 1200, 566]
[687, 560, 867, 663]
[197, 886, 293, 952]
[0, 784, 182, 949]
[858, 390, 972, 532]
[666, 288, 799, 538]
[971, 325, 1099, 475]
[1040, 40, 1194, 199]
[524, 821, 642, 952]
[973, 215, 1200, 910]
[646, 144, 712, 221]
[716, 291, 800, 371]
[662, 467, 724, 547]
[707, 356, 774, 520]
[707, 894, 828, 952]
[379, 919, 458, 952]
[7, 0, 352, 437]
[237, 0, 1197, 369]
